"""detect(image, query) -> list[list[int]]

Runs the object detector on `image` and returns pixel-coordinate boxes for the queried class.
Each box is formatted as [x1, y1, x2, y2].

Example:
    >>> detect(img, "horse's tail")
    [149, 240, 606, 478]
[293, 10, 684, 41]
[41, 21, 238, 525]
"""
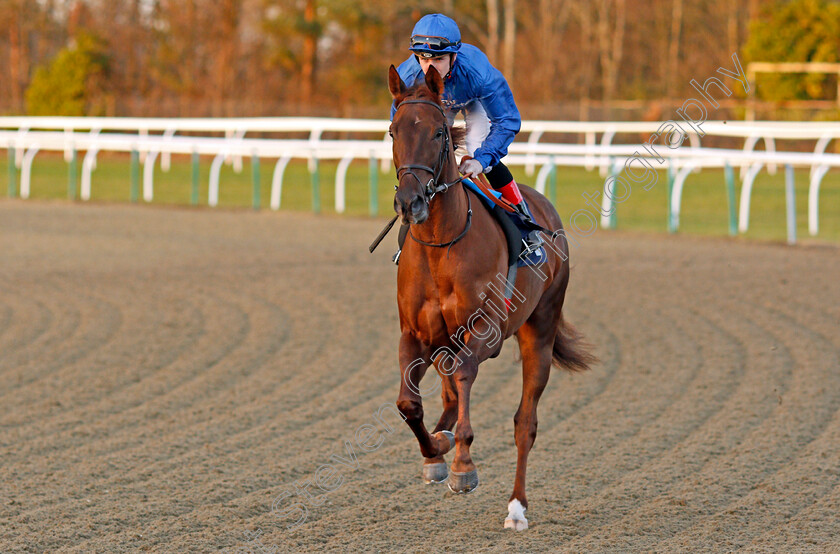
[551, 317, 597, 372]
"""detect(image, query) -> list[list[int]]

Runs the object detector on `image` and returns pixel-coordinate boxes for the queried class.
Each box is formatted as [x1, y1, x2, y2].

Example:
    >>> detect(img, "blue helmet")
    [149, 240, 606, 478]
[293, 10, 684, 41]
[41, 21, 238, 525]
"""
[409, 14, 461, 58]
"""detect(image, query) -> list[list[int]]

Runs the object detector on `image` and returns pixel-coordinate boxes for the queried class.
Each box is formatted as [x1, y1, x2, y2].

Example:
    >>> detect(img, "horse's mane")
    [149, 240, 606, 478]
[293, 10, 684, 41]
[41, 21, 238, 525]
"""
[397, 82, 467, 150]
[450, 124, 467, 150]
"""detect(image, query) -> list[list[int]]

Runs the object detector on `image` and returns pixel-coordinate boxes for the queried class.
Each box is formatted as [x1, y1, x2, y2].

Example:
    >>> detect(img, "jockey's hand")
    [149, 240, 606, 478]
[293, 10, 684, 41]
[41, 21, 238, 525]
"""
[458, 158, 483, 179]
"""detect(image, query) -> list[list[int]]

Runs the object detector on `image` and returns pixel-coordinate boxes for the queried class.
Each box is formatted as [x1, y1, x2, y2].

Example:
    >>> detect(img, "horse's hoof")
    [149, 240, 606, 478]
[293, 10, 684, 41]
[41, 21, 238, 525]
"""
[504, 517, 529, 531]
[422, 462, 448, 484]
[504, 499, 529, 531]
[438, 430, 455, 451]
[447, 469, 479, 494]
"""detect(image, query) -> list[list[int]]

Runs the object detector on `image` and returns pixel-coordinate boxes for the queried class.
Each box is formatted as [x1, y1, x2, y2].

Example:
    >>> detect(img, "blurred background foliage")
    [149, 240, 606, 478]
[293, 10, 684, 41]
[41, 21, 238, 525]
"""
[1, 0, 839, 119]
[742, 0, 840, 101]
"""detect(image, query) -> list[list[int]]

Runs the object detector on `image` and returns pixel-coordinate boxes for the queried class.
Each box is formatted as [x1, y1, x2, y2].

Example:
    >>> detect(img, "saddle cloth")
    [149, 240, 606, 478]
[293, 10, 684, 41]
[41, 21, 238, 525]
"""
[462, 179, 546, 267]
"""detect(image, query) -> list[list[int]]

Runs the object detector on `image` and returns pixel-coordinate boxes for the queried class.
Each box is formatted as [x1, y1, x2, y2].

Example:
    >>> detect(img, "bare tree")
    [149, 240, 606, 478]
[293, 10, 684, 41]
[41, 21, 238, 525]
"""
[502, 0, 515, 78]
[666, 0, 683, 98]
[301, 0, 317, 106]
[486, 0, 499, 64]
[570, 0, 595, 116]
[596, 0, 626, 102]
[540, 0, 570, 101]
[725, 0, 738, 57]
[212, 0, 242, 115]
[4, 0, 35, 112]
[7, 4, 22, 111]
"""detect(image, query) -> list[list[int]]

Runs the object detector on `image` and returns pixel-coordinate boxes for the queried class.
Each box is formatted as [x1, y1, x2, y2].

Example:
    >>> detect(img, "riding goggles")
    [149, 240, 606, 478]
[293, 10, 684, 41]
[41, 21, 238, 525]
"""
[409, 35, 461, 52]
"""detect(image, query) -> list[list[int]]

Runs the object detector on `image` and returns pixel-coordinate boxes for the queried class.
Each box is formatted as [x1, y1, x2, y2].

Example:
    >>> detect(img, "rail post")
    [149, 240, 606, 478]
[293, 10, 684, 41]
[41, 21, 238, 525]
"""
[608, 158, 617, 229]
[251, 152, 261, 210]
[667, 163, 676, 233]
[548, 156, 557, 206]
[191, 151, 199, 206]
[7, 147, 16, 198]
[724, 161, 737, 236]
[130, 149, 139, 203]
[311, 157, 320, 214]
[785, 164, 797, 245]
[67, 148, 77, 200]
[369, 151, 379, 216]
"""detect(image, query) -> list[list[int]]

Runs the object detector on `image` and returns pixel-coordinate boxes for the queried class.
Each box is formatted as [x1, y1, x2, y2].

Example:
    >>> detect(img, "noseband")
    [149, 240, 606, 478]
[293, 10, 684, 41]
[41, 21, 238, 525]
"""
[394, 99, 466, 202]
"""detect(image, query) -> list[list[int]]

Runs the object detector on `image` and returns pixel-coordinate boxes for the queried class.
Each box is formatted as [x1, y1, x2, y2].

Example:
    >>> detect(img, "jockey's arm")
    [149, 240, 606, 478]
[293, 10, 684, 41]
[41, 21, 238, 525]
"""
[471, 65, 521, 172]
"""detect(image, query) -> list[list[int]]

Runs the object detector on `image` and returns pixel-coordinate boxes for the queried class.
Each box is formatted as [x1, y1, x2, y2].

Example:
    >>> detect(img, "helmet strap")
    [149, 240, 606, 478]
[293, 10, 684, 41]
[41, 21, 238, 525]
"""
[446, 53, 456, 79]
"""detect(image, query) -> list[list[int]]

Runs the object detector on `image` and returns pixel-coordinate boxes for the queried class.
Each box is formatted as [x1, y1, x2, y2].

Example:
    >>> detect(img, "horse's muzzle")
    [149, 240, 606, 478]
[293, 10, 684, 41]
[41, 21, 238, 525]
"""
[395, 192, 429, 225]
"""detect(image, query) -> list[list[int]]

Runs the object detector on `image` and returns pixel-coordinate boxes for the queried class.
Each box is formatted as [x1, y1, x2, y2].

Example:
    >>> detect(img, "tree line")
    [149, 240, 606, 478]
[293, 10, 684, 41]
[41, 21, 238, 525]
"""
[2, 0, 838, 119]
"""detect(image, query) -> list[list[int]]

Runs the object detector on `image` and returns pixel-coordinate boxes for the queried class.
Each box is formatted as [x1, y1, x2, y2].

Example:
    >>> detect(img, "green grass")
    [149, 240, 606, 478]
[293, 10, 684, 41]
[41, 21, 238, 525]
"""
[2, 151, 839, 243]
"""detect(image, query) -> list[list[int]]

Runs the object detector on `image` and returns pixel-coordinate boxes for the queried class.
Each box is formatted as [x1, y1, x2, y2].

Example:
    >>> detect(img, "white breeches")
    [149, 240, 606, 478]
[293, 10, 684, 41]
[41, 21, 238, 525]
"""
[464, 102, 491, 158]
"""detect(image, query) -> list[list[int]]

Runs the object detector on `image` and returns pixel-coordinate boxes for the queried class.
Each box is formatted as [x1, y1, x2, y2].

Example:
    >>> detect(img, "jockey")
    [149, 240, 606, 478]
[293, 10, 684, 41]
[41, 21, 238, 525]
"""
[390, 13, 543, 261]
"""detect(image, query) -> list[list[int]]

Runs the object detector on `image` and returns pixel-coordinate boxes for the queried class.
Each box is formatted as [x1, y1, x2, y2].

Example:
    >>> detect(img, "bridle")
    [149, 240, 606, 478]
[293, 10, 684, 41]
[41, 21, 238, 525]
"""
[393, 98, 472, 251]
[394, 99, 467, 202]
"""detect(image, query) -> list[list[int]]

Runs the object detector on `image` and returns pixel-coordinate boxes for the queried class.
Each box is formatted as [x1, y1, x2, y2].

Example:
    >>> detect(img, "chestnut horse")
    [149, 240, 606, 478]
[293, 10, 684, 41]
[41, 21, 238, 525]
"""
[388, 65, 595, 531]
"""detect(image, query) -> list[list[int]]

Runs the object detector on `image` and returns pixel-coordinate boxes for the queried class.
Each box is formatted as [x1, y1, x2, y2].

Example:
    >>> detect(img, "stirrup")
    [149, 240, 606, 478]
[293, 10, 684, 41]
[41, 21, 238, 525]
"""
[392, 250, 401, 265]
[522, 223, 544, 254]
[521, 232, 543, 256]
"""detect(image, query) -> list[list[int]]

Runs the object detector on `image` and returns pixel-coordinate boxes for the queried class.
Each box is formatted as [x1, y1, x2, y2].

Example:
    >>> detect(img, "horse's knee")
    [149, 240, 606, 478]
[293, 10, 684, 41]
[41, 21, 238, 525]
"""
[451, 355, 477, 380]
[396, 399, 423, 421]
[513, 413, 538, 447]
[454, 364, 478, 382]
[455, 423, 474, 447]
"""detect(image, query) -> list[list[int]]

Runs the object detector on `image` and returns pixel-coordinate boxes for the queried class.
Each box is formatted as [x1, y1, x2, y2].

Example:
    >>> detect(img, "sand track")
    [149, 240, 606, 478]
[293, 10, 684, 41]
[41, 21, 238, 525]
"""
[1, 201, 838, 553]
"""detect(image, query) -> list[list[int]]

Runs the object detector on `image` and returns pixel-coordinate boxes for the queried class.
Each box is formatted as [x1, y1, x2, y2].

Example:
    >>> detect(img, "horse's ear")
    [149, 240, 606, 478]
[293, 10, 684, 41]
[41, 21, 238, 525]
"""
[388, 65, 406, 99]
[424, 66, 444, 98]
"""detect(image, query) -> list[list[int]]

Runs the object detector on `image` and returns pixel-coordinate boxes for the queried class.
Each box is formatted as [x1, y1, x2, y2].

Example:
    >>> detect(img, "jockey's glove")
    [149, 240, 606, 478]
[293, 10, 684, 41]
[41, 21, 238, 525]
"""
[458, 158, 484, 179]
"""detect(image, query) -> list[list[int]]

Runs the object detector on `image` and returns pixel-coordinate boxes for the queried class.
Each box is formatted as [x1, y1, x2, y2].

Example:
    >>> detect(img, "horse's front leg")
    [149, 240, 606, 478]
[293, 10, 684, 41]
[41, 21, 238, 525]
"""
[432, 372, 458, 434]
[448, 353, 480, 493]
[396, 332, 456, 467]
[421, 373, 458, 484]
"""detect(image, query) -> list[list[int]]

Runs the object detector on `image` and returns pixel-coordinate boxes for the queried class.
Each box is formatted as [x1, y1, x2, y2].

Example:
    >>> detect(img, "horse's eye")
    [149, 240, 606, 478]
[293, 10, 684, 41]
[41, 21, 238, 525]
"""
[388, 129, 394, 138]
[434, 128, 444, 138]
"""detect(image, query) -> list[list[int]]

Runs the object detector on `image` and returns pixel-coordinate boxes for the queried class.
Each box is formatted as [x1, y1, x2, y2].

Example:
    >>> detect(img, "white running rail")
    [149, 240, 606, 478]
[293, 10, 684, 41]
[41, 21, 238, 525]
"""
[1, 117, 837, 236]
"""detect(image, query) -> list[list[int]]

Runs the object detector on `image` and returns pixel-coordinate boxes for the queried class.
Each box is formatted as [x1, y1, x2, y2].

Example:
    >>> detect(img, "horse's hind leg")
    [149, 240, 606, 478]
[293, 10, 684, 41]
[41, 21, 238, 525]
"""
[423, 374, 458, 484]
[506, 320, 554, 530]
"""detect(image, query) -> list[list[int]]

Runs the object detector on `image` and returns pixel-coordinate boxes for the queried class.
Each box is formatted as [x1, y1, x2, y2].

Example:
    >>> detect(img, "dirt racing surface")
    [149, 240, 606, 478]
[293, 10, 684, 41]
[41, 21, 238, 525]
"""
[1, 200, 839, 553]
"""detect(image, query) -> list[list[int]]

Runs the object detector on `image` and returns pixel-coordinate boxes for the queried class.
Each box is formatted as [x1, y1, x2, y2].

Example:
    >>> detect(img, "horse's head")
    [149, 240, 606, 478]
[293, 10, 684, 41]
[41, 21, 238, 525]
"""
[388, 64, 450, 225]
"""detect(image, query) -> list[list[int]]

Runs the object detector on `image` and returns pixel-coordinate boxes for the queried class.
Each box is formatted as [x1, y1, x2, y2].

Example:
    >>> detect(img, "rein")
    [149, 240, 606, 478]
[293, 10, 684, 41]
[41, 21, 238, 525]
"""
[408, 185, 472, 256]
[394, 98, 471, 251]
[394, 99, 468, 200]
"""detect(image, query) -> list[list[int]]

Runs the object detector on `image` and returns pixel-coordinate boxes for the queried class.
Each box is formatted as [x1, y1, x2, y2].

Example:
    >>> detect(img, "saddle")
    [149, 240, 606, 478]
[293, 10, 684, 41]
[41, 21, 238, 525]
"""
[394, 179, 546, 310]
[461, 179, 547, 268]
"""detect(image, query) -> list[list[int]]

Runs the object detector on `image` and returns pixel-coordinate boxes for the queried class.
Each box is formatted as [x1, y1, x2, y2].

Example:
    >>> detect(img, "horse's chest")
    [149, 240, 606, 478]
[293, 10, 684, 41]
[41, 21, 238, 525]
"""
[411, 291, 462, 347]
